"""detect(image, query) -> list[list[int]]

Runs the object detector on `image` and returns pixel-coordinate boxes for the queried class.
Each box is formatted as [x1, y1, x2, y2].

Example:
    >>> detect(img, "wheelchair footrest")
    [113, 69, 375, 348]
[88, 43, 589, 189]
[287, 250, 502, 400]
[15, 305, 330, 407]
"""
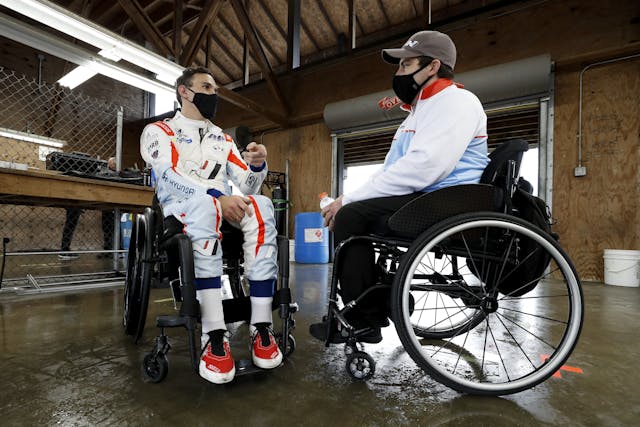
[234, 359, 278, 376]
[156, 315, 187, 328]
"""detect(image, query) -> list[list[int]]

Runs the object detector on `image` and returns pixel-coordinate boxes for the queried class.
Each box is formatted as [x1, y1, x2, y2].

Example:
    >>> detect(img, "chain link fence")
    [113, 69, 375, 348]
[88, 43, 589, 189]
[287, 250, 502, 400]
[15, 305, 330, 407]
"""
[0, 66, 126, 285]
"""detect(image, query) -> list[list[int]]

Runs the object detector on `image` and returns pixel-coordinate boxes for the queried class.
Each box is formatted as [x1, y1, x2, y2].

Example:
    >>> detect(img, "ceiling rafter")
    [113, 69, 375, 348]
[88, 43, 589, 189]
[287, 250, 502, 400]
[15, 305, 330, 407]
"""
[120, 0, 166, 34]
[174, 0, 183, 56]
[218, 14, 259, 67]
[203, 33, 235, 81]
[210, 29, 245, 71]
[156, 0, 202, 33]
[314, 0, 339, 42]
[92, 2, 121, 29]
[254, 0, 286, 41]
[116, 0, 173, 58]
[180, 0, 225, 66]
[376, 0, 391, 26]
[245, 2, 284, 65]
[229, 0, 289, 115]
[299, 14, 321, 52]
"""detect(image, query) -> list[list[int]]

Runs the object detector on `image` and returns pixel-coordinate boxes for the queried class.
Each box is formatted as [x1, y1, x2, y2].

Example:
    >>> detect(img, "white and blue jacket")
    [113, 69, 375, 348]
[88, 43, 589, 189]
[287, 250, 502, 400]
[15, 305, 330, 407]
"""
[343, 79, 489, 205]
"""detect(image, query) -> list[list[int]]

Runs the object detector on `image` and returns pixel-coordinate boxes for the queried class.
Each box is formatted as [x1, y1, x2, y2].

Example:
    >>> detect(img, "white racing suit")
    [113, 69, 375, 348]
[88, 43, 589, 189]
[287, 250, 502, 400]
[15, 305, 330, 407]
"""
[140, 111, 277, 333]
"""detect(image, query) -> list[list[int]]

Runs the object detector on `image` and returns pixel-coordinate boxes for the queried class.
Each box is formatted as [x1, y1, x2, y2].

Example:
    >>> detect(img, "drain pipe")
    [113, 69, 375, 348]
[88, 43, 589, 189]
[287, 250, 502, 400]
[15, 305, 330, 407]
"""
[575, 53, 640, 177]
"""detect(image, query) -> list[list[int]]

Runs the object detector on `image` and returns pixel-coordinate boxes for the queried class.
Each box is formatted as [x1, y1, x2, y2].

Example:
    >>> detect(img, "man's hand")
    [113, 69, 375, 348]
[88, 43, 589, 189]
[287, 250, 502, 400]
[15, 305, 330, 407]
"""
[321, 195, 343, 231]
[219, 195, 253, 223]
[242, 142, 267, 167]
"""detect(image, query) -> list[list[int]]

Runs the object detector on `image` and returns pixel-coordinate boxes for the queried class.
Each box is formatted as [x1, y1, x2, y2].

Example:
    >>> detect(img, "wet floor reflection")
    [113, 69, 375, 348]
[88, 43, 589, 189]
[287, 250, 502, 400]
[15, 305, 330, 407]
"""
[0, 266, 638, 426]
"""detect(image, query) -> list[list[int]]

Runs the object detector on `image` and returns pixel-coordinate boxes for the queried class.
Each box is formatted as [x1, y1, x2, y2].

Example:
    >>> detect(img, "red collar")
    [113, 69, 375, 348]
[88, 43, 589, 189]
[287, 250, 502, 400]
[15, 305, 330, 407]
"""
[401, 78, 463, 110]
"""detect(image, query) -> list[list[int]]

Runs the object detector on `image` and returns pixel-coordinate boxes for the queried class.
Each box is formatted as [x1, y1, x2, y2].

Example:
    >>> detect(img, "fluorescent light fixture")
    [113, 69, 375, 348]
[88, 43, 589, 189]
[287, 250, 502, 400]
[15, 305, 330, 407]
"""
[155, 73, 178, 85]
[58, 49, 121, 89]
[0, 0, 184, 84]
[0, 127, 67, 148]
[0, 13, 175, 97]
[98, 48, 122, 62]
[57, 65, 98, 89]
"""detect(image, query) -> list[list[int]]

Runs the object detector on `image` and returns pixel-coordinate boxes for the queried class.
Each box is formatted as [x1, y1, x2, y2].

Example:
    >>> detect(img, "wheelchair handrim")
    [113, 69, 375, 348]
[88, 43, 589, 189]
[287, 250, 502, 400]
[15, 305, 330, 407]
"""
[398, 214, 583, 394]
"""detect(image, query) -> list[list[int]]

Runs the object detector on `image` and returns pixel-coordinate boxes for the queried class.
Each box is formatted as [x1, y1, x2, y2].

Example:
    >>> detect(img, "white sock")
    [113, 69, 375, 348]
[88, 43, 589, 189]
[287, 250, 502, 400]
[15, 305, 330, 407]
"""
[250, 296, 273, 325]
[197, 288, 226, 342]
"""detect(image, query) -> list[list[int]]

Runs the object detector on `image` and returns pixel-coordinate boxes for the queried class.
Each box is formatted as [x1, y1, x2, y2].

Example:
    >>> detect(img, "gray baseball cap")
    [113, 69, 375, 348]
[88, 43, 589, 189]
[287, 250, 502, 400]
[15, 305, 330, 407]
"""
[382, 30, 457, 69]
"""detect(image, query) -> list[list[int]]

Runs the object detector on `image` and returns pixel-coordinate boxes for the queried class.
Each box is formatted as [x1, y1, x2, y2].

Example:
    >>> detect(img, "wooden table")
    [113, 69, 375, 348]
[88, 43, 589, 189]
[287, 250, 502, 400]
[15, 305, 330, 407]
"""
[0, 167, 154, 212]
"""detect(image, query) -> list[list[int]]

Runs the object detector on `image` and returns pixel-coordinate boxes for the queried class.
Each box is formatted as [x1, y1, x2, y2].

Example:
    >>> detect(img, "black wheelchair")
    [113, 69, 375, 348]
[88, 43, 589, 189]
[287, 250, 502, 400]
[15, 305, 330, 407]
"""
[123, 197, 297, 383]
[323, 139, 583, 396]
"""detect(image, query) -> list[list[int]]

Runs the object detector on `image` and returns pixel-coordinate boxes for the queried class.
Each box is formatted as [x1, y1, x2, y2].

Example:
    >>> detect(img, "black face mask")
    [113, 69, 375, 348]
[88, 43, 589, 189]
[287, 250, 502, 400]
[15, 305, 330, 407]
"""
[392, 63, 431, 105]
[188, 88, 218, 120]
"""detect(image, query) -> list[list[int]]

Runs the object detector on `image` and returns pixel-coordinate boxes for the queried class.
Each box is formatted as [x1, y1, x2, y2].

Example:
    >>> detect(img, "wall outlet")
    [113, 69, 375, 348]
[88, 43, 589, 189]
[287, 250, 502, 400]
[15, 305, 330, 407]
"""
[574, 166, 587, 177]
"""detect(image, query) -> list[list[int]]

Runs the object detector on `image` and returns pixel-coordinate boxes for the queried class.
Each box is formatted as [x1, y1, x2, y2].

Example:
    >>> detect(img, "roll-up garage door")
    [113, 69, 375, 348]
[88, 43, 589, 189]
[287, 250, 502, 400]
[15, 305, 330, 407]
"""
[341, 101, 541, 168]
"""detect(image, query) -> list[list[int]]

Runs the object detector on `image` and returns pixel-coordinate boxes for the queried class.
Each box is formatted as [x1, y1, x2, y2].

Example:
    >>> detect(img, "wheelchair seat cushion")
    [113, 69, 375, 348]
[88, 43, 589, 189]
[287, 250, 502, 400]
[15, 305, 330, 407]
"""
[387, 184, 503, 239]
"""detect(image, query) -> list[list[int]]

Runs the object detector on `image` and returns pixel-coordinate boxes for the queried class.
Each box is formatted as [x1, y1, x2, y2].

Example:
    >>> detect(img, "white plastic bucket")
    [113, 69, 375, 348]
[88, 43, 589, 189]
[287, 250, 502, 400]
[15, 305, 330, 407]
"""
[603, 249, 640, 287]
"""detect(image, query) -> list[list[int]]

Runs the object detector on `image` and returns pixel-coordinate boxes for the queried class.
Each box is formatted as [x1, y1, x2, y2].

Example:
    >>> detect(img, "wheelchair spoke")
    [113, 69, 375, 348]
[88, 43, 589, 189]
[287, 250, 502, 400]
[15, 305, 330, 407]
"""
[498, 306, 569, 325]
[495, 311, 558, 350]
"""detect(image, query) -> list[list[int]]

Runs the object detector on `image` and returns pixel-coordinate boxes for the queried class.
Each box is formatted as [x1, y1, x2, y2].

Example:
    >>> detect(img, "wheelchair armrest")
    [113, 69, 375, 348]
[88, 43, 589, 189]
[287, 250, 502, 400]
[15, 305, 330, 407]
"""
[387, 184, 503, 238]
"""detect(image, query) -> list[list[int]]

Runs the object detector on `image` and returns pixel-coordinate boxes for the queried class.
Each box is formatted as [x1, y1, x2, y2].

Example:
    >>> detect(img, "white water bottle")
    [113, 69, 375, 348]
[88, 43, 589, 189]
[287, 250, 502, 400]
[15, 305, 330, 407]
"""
[318, 192, 334, 209]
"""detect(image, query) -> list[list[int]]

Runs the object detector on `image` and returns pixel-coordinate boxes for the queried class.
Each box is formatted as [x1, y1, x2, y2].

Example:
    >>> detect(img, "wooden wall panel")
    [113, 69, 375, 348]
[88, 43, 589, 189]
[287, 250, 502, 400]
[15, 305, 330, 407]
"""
[260, 122, 332, 237]
[553, 60, 640, 280]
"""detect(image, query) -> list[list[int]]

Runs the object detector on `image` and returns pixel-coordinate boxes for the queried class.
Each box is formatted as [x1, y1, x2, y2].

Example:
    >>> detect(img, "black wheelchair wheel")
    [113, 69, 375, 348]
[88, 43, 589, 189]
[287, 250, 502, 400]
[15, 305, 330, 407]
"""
[346, 351, 375, 381]
[123, 211, 153, 343]
[123, 215, 142, 336]
[392, 212, 583, 396]
[142, 352, 168, 383]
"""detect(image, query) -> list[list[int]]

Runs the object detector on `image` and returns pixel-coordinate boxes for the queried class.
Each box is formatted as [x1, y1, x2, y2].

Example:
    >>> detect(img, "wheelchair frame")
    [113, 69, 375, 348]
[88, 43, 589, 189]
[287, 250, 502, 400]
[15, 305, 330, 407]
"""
[322, 139, 584, 395]
[123, 200, 297, 383]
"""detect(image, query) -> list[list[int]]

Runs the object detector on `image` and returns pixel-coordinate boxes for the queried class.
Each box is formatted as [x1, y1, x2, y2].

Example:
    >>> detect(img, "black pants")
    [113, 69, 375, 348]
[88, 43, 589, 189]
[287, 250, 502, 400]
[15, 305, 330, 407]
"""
[61, 208, 82, 251]
[333, 193, 423, 326]
[61, 208, 115, 251]
[101, 210, 115, 250]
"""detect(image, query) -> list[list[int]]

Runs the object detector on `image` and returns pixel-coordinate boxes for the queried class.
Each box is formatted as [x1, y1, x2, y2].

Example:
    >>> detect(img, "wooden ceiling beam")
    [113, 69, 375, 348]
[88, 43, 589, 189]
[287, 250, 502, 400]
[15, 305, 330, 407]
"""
[180, 0, 225, 66]
[287, 0, 301, 70]
[173, 0, 183, 57]
[229, 0, 289, 114]
[116, 0, 173, 57]
[155, 0, 200, 31]
[218, 86, 289, 127]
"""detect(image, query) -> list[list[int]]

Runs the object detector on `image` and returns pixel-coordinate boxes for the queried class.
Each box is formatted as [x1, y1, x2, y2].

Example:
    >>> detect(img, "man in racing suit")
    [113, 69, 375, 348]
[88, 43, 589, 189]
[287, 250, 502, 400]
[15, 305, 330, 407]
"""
[140, 67, 281, 384]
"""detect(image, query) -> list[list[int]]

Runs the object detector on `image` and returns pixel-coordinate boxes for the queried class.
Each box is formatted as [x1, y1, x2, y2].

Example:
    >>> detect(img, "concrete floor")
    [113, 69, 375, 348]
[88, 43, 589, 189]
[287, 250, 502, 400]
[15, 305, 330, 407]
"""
[1, 263, 639, 426]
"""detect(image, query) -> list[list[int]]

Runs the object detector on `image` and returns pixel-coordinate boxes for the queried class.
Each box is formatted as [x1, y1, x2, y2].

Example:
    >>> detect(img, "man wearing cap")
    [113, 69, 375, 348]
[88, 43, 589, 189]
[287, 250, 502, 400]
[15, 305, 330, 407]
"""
[310, 30, 489, 344]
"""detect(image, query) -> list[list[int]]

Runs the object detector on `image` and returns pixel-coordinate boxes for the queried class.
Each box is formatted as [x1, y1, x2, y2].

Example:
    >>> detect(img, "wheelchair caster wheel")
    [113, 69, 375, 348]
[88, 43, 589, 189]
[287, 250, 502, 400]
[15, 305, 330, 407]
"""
[275, 333, 296, 357]
[344, 342, 361, 356]
[142, 352, 168, 383]
[345, 351, 375, 380]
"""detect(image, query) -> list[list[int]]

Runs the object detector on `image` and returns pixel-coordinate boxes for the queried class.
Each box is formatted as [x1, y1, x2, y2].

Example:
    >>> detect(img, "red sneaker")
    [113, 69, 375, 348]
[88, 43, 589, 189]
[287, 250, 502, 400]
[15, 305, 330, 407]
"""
[199, 329, 235, 384]
[251, 323, 283, 369]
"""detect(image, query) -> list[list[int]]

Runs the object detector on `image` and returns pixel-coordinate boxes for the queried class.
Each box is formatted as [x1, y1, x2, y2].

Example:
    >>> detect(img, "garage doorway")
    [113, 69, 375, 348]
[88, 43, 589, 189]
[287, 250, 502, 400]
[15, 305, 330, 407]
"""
[338, 98, 551, 199]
